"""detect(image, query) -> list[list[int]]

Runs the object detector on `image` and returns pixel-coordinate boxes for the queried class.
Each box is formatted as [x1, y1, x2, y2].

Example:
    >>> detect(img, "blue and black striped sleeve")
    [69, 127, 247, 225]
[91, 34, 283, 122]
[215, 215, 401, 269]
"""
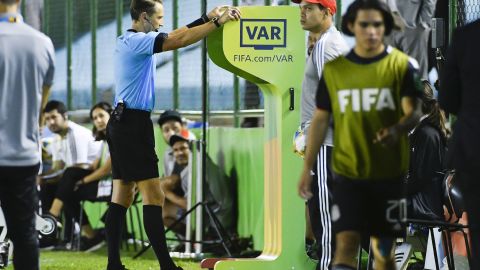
[153, 32, 169, 53]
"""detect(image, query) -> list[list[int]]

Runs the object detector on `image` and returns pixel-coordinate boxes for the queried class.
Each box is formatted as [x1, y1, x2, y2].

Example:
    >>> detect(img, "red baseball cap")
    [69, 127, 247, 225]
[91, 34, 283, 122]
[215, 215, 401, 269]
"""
[292, 0, 337, 15]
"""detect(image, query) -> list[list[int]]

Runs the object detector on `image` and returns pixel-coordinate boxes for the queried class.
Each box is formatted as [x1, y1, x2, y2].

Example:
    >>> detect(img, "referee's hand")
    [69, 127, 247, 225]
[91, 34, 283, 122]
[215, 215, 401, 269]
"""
[218, 7, 241, 26]
[298, 168, 313, 200]
[207, 5, 229, 19]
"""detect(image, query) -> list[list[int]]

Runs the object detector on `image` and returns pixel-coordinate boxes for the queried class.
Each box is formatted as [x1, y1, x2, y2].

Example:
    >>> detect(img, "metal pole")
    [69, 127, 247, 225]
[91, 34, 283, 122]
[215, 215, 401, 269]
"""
[66, 0, 73, 110]
[116, 0, 123, 36]
[200, 0, 208, 254]
[195, 141, 203, 253]
[91, 0, 98, 106]
[42, 0, 50, 35]
[173, 0, 179, 109]
[335, 0, 342, 29]
[449, 0, 457, 42]
[233, 76, 240, 128]
[185, 141, 194, 254]
[21, 0, 26, 19]
[448, 0, 458, 126]
[233, 0, 240, 127]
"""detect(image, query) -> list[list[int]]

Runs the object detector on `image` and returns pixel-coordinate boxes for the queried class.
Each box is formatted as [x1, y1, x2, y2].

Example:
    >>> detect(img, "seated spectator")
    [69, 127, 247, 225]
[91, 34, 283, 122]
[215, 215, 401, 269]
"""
[157, 110, 236, 237]
[157, 110, 196, 178]
[161, 132, 190, 234]
[39, 100, 102, 248]
[395, 81, 450, 269]
[51, 102, 113, 251]
[405, 81, 449, 221]
[163, 138, 237, 238]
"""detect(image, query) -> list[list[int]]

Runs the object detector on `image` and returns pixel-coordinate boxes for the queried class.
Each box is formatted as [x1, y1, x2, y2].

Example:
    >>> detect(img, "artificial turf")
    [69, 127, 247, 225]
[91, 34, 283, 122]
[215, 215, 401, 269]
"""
[4, 247, 202, 270]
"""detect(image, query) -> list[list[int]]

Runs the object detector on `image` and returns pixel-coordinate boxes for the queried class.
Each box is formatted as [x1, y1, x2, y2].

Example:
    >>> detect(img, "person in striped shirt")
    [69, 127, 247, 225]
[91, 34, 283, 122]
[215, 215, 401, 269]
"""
[293, 0, 349, 269]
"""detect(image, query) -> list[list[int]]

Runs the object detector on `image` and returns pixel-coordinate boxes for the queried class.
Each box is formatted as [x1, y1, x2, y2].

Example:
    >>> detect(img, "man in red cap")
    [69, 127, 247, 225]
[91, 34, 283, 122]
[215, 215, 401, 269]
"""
[292, 0, 349, 269]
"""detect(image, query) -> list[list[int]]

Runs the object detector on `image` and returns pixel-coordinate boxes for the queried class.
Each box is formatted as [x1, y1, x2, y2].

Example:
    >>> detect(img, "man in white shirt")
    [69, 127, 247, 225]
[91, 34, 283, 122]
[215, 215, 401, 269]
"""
[40, 100, 101, 244]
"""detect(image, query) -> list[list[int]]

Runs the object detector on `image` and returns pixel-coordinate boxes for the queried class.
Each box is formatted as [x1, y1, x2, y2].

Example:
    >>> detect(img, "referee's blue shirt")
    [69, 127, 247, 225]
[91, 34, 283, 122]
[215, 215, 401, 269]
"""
[114, 30, 159, 111]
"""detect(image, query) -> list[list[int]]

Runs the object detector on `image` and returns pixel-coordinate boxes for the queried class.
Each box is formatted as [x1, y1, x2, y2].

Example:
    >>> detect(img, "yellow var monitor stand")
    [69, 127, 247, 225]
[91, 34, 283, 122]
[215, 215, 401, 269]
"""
[207, 6, 314, 270]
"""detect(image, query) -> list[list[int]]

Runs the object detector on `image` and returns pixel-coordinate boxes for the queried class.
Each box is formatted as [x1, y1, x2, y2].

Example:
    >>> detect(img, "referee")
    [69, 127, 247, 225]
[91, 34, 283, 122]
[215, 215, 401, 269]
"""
[105, 1, 240, 270]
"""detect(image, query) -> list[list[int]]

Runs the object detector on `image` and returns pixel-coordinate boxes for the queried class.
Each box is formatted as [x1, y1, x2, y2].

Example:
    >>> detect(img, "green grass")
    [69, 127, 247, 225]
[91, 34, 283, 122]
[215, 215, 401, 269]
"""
[5, 247, 202, 270]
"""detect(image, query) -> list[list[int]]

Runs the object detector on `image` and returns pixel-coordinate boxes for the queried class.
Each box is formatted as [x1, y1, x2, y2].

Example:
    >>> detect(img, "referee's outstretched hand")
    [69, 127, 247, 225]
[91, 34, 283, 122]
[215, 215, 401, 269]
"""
[208, 5, 229, 19]
[218, 6, 242, 26]
[298, 168, 313, 200]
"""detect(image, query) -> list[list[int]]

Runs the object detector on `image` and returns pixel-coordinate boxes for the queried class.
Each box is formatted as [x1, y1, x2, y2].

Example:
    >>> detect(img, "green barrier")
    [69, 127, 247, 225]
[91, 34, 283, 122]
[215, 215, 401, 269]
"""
[206, 6, 312, 270]
[205, 127, 265, 250]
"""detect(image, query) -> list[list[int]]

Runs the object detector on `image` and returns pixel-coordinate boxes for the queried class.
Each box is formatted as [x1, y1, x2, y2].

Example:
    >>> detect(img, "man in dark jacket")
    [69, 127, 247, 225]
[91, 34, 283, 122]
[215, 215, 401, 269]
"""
[439, 19, 480, 269]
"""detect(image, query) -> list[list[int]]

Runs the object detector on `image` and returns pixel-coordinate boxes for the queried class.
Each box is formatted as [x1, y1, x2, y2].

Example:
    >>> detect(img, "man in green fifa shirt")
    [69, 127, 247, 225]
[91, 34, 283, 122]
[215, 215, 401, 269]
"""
[298, 0, 423, 269]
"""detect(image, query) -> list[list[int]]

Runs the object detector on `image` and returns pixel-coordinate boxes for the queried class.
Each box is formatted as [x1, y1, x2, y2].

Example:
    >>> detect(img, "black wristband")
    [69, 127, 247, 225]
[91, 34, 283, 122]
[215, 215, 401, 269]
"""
[187, 13, 209, 28]
[212, 17, 221, 28]
[186, 18, 204, 28]
[201, 13, 209, 23]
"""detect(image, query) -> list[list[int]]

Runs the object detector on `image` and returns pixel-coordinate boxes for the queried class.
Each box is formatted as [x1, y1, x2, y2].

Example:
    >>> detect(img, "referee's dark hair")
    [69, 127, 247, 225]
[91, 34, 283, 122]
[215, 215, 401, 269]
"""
[341, 0, 394, 37]
[130, 0, 163, 20]
[43, 100, 67, 116]
[90, 102, 113, 141]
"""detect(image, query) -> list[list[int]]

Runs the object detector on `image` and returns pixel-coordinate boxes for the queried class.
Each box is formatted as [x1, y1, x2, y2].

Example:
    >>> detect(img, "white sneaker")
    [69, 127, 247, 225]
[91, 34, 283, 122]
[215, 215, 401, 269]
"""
[395, 243, 413, 270]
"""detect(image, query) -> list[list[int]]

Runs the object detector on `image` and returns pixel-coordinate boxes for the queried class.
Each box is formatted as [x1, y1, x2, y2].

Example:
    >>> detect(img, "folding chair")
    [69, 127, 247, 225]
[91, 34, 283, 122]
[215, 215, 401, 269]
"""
[133, 200, 235, 259]
[132, 140, 237, 259]
[403, 170, 472, 270]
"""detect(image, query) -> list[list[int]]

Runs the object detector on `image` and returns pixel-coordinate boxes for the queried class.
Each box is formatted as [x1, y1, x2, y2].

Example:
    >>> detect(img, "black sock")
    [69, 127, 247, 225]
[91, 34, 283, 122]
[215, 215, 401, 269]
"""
[143, 205, 176, 269]
[106, 202, 127, 269]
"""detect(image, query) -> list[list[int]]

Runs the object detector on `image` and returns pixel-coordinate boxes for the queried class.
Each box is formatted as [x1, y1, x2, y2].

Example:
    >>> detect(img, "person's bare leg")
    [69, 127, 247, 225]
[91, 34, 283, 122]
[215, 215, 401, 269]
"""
[162, 199, 186, 235]
[305, 205, 315, 241]
[49, 198, 64, 217]
[162, 199, 178, 227]
[138, 178, 178, 269]
[81, 224, 96, 239]
[332, 231, 361, 268]
[111, 179, 136, 207]
[371, 237, 396, 270]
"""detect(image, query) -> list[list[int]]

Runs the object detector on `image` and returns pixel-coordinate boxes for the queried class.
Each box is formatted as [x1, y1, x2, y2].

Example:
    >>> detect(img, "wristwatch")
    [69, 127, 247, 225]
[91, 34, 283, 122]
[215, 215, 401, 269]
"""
[211, 17, 221, 28]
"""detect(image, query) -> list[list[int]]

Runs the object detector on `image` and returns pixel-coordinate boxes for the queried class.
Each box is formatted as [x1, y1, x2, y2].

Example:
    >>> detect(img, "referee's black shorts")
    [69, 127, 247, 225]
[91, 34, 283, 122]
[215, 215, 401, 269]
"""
[106, 108, 159, 181]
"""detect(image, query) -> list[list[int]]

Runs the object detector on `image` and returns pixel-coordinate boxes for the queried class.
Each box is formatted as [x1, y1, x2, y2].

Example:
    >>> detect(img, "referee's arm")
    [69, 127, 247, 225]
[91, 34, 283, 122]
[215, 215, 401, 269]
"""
[161, 7, 240, 52]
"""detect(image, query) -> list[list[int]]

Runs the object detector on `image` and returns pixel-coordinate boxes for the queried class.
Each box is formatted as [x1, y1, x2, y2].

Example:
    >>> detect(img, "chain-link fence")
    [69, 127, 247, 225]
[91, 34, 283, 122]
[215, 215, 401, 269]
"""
[31, 0, 131, 110]
[456, 0, 480, 27]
